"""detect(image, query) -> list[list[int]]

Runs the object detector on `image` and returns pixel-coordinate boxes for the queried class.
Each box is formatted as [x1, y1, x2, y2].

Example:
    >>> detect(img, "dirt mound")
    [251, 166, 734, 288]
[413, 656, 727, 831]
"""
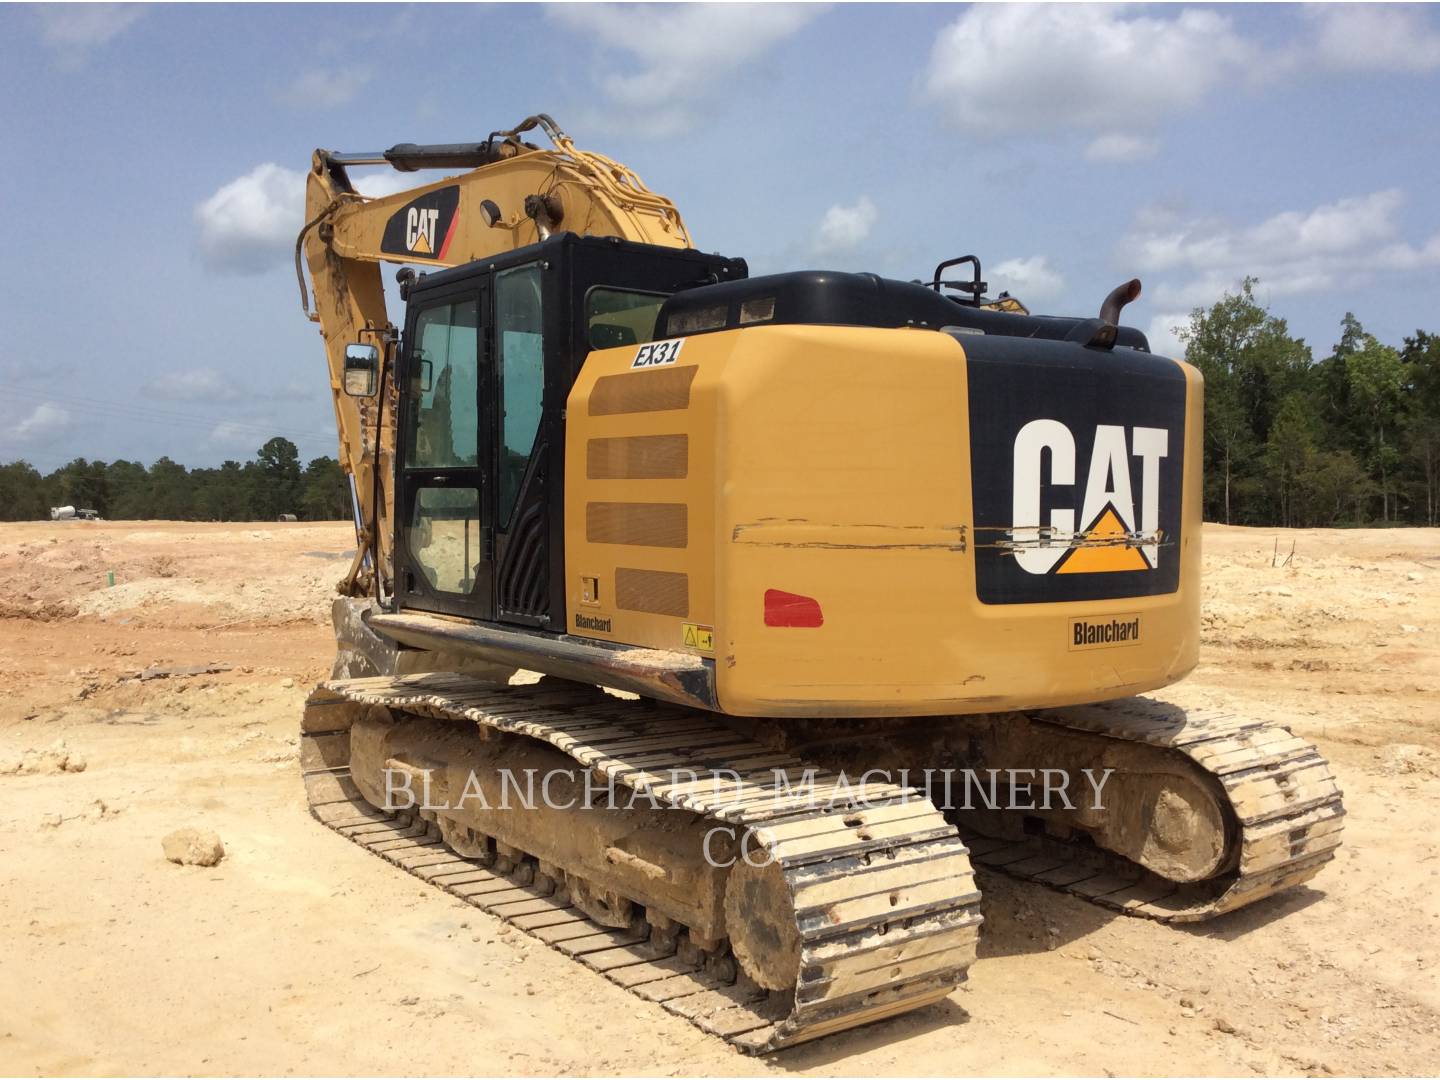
[0, 520, 347, 627]
[0, 597, 79, 621]
[2, 738, 87, 775]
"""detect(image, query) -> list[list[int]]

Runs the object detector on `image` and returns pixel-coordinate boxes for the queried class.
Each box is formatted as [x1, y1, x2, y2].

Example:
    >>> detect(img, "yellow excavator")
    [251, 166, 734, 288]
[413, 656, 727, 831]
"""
[297, 115, 1344, 1051]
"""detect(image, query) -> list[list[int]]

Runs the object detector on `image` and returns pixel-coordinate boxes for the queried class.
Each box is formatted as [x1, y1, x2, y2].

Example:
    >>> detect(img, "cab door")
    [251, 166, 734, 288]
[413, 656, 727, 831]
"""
[489, 262, 550, 626]
[396, 281, 496, 621]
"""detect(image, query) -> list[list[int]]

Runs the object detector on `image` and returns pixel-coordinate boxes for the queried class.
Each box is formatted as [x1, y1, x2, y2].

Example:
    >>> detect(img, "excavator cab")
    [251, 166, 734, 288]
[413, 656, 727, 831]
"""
[387, 235, 745, 632]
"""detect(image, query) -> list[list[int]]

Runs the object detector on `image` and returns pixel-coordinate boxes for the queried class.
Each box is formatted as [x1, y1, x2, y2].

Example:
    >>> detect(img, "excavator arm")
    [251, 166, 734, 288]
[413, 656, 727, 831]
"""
[297, 115, 692, 597]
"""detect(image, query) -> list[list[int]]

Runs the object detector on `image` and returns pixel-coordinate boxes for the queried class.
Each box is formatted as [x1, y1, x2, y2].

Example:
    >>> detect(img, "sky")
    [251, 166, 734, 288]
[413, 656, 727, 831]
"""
[2, 1, 1438, 471]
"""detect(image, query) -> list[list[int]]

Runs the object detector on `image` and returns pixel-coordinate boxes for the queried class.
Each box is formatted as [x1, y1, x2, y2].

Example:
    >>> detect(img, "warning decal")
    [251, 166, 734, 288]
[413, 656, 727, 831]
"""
[682, 623, 714, 651]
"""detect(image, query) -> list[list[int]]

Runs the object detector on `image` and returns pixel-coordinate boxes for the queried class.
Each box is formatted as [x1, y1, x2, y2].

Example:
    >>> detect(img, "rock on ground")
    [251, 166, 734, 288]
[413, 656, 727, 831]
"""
[3, 739, 86, 775]
[162, 827, 225, 867]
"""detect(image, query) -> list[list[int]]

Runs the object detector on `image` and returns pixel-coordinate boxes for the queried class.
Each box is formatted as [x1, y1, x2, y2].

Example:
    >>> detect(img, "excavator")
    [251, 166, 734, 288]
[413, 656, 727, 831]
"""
[297, 115, 1344, 1051]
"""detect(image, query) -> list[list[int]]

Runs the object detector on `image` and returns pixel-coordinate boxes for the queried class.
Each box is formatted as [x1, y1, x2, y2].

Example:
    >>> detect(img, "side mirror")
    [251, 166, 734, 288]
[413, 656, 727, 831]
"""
[343, 343, 379, 397]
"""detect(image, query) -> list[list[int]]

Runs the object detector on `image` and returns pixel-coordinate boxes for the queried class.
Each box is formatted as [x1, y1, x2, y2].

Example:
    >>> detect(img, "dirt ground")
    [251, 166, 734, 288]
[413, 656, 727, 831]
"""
[1, 520, 1438, 1076]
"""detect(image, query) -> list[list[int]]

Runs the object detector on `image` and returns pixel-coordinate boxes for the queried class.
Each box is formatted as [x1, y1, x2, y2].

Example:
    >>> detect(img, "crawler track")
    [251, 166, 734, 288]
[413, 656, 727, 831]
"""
[962, 698, 1346, 921]
[301, 673, 983, 1053]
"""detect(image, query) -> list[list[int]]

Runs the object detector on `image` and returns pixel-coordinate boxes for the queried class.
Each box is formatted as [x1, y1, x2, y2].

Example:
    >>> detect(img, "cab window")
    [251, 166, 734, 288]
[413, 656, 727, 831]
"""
[406, 299, 478, 469]
[586, 288, 667, 350]
[496, 266, 545, 527]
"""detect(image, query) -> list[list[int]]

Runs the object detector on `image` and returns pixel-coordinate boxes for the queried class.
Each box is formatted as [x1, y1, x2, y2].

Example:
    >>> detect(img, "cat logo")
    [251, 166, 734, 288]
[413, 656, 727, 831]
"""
[406, 207, 441, 255]
[967, 346, 1185, 605]
[1012, 420, 1169, 576]
[379, 186, 460, 261]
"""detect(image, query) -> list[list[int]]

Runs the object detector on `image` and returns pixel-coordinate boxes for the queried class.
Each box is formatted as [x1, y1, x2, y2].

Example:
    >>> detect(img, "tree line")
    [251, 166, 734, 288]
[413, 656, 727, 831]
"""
[0, 437, 349, 522]
[1182, 279, 1439, 527]
[1, 280, 1437, 527]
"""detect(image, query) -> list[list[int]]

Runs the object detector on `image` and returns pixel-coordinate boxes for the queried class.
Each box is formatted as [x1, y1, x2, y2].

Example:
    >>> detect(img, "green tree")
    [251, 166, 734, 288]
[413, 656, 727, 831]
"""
[146, 457, 193, 519]
[300, 456, 348, 520]
[1402, 330, 1440, 525]
[0, 460, 49, 521]
[1345, 335, 1407, 521]
[1298, 451, 1371, 524]
[48, 458, 111, 517]
[255, 437, 302, 520]
[1264, 393, 1319, 527]
[4, 435, 348, 522]
[191, 460, 248, 521]
[1180, 278, 1312, 524]
[106, 459, 151, 519]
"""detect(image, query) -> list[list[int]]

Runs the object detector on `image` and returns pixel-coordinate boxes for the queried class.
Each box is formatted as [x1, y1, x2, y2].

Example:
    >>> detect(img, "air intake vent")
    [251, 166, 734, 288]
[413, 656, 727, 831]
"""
[587, 434, 689, 480]
[586, 502, 688, 548]
[589, 366, 698, 415]
[615, 568, 689, 617]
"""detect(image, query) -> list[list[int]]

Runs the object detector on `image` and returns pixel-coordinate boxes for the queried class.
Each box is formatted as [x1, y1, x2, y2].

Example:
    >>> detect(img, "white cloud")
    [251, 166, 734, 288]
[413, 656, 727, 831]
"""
[1085, 133, 1159, 164]
[275, 66, 374, 109]
[922, 5, 1254, 136]
[1132, 190, 1405, 273]
[991, 255, 1066, 305]
[1119, 189, 1440, 308]
[35, 4, 143, 66]
[14, 403, 73, 442]
[208, 420, 267, 452]
[194, 163, 306, 274]
[1146, 312, 1191, 358]
[143, 368, 243, 403]
[1300, 4, 1440, 73]
[814, 196, 877, 256]
[549, 3, 821, 136]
